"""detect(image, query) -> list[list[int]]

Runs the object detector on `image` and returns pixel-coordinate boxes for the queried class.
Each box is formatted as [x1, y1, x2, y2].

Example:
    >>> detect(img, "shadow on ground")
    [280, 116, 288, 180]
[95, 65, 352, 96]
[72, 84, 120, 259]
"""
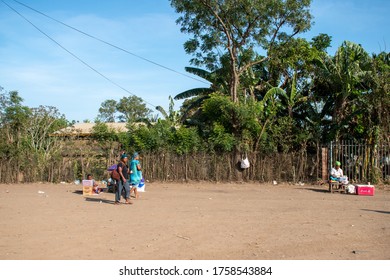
[84, 197, 115, 205]
[361, 209, 390, 215]
[72, 190, 115, 205]
[296, 187, 330, 193]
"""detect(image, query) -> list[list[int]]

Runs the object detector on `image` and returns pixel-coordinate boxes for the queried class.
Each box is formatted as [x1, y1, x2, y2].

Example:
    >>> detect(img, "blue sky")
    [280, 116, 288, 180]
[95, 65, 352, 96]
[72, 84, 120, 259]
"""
[0, 0, 389, 122]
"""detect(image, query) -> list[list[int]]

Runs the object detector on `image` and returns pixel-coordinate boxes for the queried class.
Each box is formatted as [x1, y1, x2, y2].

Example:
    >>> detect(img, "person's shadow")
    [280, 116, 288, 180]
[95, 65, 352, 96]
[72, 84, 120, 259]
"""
[296, 187, 329, 193]
[84, 197, 115, 205]
[361, 209, 390, 215]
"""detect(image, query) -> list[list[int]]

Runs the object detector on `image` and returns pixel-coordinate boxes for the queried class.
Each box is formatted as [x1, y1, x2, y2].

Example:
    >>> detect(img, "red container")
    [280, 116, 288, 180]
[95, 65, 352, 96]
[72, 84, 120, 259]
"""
[355, 185, 375, 196]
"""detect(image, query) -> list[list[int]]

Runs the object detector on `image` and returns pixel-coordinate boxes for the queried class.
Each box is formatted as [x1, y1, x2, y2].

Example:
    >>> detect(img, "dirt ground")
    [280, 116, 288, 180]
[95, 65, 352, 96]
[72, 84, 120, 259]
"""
[0, 182, 389, 260]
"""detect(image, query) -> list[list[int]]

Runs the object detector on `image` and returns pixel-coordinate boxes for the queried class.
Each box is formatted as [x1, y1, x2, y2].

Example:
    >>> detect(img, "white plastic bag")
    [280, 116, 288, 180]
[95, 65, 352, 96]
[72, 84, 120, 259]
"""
[138, 178, 145, 192]
[240, 157, 250, 169]
[346, 184, 356, 194]
[340, 176, 349, 184]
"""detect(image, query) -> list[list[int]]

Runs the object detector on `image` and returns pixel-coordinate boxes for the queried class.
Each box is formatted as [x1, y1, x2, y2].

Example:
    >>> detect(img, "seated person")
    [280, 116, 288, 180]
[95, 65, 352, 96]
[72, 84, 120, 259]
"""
[107, 177, 117, 193]
[330, 161, 343, 182]
[87, 174, 103, 194]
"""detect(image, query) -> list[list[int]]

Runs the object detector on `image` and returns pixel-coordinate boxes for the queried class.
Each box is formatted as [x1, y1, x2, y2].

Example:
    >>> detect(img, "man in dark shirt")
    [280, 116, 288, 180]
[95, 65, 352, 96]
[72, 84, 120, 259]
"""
[115, 154, 132, 205]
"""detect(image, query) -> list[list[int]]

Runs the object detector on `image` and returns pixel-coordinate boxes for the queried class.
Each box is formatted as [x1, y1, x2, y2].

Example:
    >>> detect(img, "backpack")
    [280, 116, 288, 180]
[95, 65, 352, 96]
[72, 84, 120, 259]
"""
[111, 164, 121, 181]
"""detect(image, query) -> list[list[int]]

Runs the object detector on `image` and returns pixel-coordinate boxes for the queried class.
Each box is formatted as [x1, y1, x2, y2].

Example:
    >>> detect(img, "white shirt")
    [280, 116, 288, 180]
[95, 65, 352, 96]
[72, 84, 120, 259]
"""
[331, 167, 343, 178]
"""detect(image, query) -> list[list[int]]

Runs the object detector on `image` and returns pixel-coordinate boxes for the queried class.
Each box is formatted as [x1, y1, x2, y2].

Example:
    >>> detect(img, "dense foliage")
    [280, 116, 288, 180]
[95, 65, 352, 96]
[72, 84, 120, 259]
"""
[0, 88, 69, 182]
[119, 40, 389, 156]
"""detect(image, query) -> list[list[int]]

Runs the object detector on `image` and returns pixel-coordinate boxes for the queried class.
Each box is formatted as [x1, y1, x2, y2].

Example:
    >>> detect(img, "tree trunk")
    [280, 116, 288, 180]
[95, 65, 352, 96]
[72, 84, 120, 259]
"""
[234, 146, 243, 182]
[333, 96, 348, 141]
[288, 106, 293, 118]
[230, 70, 240, 103]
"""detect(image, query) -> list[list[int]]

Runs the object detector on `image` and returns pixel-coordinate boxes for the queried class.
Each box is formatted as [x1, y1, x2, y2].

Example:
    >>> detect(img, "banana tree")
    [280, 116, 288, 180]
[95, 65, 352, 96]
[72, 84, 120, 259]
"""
[278, 71, 308, 118]
[155, 96, 181, 129]
[314, 41, 371, 140]
[174, 66, 229, 121]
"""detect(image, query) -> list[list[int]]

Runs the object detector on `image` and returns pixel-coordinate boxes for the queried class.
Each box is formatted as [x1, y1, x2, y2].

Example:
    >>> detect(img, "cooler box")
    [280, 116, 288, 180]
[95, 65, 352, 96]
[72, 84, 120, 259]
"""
[355, 185, 375, 196]
[82, 180, 93, 196]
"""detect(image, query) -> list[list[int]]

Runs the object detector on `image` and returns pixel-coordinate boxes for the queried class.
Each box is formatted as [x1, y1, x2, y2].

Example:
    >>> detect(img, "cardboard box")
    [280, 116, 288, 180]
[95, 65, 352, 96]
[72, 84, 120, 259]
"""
[82, 180, 93, 196]
[82, 186, 93, 196]
[355, 185, 375, 196]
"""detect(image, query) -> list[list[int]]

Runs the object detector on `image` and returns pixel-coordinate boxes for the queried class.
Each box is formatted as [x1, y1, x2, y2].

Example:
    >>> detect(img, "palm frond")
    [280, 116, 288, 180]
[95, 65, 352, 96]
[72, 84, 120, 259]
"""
[290, 71, 298, 103]
[263, 87, 286, 102]
[184, 67, 213, 82]
[174, 88, 214, 100]
[155, 106, 168, 119]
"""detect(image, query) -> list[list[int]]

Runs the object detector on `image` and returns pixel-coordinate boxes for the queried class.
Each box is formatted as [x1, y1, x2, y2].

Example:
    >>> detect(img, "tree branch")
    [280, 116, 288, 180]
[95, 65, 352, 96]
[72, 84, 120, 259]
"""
[199, 0, 235, 60]
[239, 16, 287, 75]
[239, 56, 269, 74]
[238, 15, 261, 48]
[268, 18, 286, 52]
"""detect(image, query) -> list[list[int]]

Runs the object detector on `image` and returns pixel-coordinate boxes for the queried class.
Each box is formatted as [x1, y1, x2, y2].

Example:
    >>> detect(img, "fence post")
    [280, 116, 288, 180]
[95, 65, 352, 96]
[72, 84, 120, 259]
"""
[329, 141, 333, 172]
[321, 147, 328, 181]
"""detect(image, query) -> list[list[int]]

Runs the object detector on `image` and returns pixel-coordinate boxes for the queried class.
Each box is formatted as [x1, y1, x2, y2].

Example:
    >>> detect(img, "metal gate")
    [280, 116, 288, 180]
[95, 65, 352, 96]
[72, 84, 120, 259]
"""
[326, 141, 390, 183]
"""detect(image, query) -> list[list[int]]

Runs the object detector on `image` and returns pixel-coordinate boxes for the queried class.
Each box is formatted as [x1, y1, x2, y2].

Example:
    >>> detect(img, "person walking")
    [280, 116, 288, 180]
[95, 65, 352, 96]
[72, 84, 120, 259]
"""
[115, 154, 132, 205]
[130, 152, 142, 199]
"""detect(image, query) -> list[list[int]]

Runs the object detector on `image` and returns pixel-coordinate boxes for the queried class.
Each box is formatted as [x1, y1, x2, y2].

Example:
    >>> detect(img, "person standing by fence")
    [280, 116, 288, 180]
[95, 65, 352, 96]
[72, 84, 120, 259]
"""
[115, 154, 132, 205]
